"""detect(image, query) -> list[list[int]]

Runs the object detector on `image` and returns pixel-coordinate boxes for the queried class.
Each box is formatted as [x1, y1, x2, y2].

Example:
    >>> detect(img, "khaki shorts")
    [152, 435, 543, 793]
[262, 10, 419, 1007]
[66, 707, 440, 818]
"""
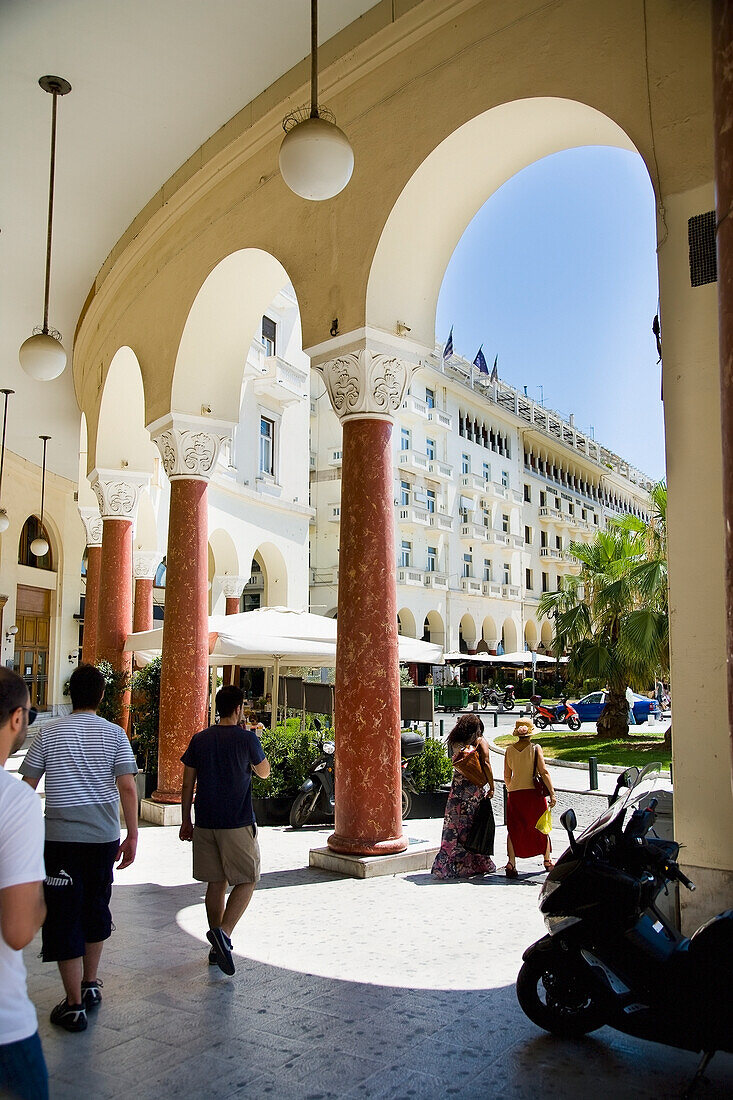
[192, 825, 260, 885]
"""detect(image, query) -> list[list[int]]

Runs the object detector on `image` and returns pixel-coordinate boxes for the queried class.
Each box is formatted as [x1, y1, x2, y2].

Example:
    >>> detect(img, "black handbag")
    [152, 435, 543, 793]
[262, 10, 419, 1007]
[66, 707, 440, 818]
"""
[465, 795, 495, 856]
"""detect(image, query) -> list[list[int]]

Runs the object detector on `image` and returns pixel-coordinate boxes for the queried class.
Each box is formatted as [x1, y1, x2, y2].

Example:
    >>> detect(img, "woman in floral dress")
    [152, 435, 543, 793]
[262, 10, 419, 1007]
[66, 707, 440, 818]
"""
[431, 714, 496, 879]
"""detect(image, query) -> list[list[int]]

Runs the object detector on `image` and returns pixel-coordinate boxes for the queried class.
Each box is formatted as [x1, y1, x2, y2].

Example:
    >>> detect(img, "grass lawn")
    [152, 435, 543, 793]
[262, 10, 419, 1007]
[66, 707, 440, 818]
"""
[495, 727, 671, 770]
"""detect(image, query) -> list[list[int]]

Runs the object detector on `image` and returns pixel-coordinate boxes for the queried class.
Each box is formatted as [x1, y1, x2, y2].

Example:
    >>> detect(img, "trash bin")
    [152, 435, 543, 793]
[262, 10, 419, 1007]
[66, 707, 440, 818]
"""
[434, 686, 469, 711]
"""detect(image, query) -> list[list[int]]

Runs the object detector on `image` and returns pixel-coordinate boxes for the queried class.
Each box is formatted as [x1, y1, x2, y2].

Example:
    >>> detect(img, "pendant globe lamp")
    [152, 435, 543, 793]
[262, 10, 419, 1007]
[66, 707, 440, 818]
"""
[19, 76, 72, 382]
[0, 390, 14, 533]
[279, 0, 353, 201]
[30, 436, 51, 558]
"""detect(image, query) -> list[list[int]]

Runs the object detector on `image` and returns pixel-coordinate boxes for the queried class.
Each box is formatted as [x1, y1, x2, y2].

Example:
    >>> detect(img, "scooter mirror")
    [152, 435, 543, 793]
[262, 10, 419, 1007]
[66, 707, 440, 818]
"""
[560, 808, 577, 834]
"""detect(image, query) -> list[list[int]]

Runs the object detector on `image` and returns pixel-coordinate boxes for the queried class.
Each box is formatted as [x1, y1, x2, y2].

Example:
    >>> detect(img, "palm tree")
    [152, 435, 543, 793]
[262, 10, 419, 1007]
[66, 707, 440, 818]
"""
[538, 483, 669, 739]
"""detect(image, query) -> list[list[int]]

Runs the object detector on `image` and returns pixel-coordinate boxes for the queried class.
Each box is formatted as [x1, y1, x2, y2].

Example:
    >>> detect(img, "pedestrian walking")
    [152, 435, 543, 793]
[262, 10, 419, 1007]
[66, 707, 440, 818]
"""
[504, 719, 556, 878]
[179, 684, 270, 975]
[20, 664, 138, 1033]
[0, 668, 48, 1100]
[431, 714, 496, 879]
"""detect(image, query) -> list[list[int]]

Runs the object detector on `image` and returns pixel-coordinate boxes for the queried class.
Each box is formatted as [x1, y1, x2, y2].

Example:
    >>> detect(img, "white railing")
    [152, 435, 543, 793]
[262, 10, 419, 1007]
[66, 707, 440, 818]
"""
[428, 459, 453, 480]
[397, 448, 430, 473]
[397, 567, 425, 586]
[460, 522, 485, 541]
[460, 577, 483, 595]
[252, 355, 309, 405]
[424, 571, 449, 589]
[538, 506, 563, 522]
[540, 547, 563, 560]
[502, 584, 521, 599]
[482, 581, 503, 598]
[397, 505, 430, 527]
[401, 395, 429, 420]
[427, 408, 453, 431]
[460, 472, 486, 494]
[430, 512, 453, 532]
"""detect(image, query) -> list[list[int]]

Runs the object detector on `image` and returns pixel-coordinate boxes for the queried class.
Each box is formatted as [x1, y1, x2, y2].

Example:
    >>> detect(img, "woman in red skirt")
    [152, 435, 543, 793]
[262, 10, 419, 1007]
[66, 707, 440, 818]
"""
[504, 719, 556, 878]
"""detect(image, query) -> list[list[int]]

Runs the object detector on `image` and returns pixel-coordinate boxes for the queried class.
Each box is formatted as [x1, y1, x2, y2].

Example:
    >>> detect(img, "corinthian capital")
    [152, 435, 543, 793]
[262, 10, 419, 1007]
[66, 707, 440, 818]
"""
[89, 469, 149, 522]
[133, 550, 163, 581]
[78, 506, 103, 548]
[147, 414, 234, 482]
[315, 348, 412, 424]
[217, 574, 249, 600]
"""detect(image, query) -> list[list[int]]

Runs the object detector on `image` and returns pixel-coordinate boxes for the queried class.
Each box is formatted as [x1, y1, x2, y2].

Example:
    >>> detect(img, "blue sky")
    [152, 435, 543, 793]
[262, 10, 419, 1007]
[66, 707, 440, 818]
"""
[436, 147, 665, 481]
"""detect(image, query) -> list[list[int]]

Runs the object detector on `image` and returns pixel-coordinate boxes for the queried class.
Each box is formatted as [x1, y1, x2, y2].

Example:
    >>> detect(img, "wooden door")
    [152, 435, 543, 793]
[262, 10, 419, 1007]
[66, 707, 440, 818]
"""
[14, 587, 51, 710]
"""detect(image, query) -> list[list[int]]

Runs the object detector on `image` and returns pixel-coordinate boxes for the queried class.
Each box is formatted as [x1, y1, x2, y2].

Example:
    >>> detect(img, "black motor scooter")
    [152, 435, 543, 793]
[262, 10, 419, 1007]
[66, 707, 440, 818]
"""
[517, 762, 733, 1095]
[483, 684, 515, 710]
[289, 724, 424, 828]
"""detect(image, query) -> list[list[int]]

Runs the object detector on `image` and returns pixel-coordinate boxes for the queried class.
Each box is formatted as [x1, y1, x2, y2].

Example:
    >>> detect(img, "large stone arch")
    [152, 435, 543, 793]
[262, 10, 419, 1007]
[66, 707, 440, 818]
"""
[252, 541, 288, 608]
[524, 620, 539, 650]
[422, 610, 445, 647]
[540, 620, 554, 650]
[481, 615, 498, 651]
[501, 618, 518, 654]
[366, 98, 644, 350]
[397, 607, 417, 638]
[459, 613, 477, 653]
[93, 346, 157, 477]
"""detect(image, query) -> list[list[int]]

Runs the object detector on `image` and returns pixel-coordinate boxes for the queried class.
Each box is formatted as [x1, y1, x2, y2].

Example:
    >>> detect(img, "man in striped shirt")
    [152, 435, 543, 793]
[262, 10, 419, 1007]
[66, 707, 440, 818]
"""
[20, 664, 138, 1033]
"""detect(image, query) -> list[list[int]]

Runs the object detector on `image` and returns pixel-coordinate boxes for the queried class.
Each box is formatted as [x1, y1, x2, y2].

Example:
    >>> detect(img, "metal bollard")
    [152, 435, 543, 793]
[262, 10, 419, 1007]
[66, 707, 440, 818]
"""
[439, 719, 444, 739]
[493, 712, 498, 728]
[588, 755, 598, 790]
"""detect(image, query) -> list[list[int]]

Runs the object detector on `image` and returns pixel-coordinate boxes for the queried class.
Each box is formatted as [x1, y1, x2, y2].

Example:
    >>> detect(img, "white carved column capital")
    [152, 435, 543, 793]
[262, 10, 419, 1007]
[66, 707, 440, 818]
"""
[314, 348, 415, 424]
[133, 550, 163, 581]
[217, 574, 249, 600]
[78, 506, 103, 548]
[147, 414, 235, 482]
[89, 469, 149, 522]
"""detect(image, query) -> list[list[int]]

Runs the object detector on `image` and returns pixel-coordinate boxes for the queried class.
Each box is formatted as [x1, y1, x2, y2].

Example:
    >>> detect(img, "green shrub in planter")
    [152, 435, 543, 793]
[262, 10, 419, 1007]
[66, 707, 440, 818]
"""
[406, 737, 453, 793]
[95, 660, 131, 728]
[131, 657, 161, 779]
[251, 721, 323, 799]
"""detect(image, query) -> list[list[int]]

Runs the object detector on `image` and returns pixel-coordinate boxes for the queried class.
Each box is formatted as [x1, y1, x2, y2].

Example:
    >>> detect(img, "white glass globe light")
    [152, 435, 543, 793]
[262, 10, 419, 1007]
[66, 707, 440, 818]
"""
[19, 333, 67, 381]
[0, 512, 9, 533]
[30, 536, 49, 557]
[279, 116, 354, 201]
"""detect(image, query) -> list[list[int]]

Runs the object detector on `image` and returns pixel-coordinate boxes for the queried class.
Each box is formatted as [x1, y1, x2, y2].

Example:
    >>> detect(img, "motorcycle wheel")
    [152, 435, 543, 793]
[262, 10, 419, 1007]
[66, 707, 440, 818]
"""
[535, 715, 549, 730]
[516, 952, 607, 1038]
[504, 699, 515, 710]
[401, 786, 412, 819]
[568, 716, 581, 731]
[289, 788, 320, 829]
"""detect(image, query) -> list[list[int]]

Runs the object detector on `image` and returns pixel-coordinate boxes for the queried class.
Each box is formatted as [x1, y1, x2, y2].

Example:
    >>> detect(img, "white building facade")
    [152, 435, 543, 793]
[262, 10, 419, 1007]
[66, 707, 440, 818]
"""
[309, 348, 653, 659]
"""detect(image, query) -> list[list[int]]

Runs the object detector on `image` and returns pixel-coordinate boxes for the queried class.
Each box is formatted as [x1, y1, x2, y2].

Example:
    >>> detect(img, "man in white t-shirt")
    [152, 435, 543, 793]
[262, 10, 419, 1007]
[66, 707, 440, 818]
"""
[21, 663, 138, 1034]
[0, 667, 48, 1100]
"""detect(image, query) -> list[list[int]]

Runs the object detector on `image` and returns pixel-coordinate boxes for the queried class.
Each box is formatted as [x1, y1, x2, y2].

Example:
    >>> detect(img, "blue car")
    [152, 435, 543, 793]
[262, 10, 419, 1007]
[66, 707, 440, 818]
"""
[573, 691, 661, 725]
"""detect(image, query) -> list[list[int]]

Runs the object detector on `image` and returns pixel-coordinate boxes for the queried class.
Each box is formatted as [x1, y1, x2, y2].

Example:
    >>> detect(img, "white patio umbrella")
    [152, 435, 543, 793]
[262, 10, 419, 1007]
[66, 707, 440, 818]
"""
[125, 606, 443, 729]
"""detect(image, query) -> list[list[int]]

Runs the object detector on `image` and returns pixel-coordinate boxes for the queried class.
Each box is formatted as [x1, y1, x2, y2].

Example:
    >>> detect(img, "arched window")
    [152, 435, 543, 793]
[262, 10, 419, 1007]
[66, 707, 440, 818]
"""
[18, 516, 52, 570]
[154, 558, 167, 588]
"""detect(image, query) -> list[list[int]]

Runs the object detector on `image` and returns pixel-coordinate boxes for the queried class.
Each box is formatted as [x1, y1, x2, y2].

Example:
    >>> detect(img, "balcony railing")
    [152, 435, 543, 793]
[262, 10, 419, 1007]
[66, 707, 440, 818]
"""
[429, 511, 453, 532]
[253, 355, 309, 405]
[329, 449, 343, 468]
[427, 459, 453, 481]
[485, 529, 509, 546]
[245, 573, 264, 590]
[424, 571, 449, 589]
[540, 547, 563, 560]
[401, 395, 429, 420]
[397, 448, 430, 473]
[507, 534, 524, 549]
[426, 408, 453, 431]
[460, 577, 483, 595]
[328, 506, 341, 522]
[460, 522, 485, 542]
[482, 581, 503, 598]
[502, 583, 521, 600]
[484, 481, 510, 501]
[459, 472, 486, 494]
[397, 567, 425, 586]
[397, 505, 430, 527]
[538, 506, 564, 523]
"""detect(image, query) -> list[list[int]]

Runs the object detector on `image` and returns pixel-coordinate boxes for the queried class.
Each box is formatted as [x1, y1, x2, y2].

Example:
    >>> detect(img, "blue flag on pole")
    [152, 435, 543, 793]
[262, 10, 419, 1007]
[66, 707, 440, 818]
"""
[490, 355, 498, 383]
[443, 327, 454, 359]
[473, 346, 488, 374]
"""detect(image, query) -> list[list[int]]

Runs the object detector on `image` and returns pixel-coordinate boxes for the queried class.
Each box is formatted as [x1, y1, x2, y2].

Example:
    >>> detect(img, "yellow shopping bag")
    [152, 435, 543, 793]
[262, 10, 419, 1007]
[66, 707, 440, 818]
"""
[536, 808, 552, 835]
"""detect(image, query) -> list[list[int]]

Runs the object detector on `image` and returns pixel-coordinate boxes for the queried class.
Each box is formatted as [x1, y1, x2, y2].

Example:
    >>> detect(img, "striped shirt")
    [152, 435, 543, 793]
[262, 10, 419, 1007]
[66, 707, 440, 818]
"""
[19, 713, 137, 843]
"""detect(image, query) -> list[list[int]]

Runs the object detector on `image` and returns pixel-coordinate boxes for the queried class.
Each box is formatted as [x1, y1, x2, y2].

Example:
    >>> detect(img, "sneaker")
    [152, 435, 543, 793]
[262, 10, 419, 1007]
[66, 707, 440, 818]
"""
[50, 999, 87, 1032]
[208, 948, 218, 966]
[81, 981, 102, 1009]
[206, 927, 235, 975]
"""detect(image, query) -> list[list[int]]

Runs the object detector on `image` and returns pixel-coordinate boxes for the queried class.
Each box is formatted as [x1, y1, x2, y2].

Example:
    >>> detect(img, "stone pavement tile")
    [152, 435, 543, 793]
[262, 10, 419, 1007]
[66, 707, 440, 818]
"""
[203, 1030, 313, 1076]
[233, 1069, 342, 1099]
[345, 1066, 448, 1099]
[134, 1049, 271, 1099]
[375, 1035, 489, 1091]
[273, 1048, 384, 1093]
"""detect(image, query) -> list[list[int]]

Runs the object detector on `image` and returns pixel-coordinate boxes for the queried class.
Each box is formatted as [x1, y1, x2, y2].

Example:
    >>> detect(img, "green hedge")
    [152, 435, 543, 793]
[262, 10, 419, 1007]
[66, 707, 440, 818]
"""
[406, 736, 453, 793]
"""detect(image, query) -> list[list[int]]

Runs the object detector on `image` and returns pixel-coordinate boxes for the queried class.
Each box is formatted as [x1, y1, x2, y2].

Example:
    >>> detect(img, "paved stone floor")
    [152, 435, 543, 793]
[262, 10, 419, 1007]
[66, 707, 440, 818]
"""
[20, 816, 733, 1099]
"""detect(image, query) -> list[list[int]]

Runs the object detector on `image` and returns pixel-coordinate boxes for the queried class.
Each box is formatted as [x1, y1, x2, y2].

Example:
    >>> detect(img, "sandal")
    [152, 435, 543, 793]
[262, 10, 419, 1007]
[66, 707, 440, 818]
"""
[543, 859, 554, 871]
[505, 862, 518, 879]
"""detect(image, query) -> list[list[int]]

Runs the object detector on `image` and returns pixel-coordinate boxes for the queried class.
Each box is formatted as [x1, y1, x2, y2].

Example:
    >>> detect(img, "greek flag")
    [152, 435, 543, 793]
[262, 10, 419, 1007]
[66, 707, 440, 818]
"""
[473, 346, 488, 374]
[443, 327, 454, 359]
[490, 355, 499, 383]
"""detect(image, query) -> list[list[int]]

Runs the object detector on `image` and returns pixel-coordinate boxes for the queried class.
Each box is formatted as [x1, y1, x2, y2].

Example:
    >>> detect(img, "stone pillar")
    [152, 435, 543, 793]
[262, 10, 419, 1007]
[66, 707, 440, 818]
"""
[713, 0, 733, 786]
[314, 344, 415, 855]
[149, 415, 232, 803]
[133, 551, 163, 635]
[79, 506, 103, 665]
[90, 471, 149, 731]
[218, 575, 247, 685]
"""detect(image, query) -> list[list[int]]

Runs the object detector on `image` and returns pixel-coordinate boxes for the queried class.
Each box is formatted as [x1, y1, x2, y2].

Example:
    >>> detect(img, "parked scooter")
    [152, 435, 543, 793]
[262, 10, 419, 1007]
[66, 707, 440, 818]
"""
[289, 723, 424, 828]
[516, 762, 733, 1096]
[483, 684, 516, 710]
[529, 694, 581, 731]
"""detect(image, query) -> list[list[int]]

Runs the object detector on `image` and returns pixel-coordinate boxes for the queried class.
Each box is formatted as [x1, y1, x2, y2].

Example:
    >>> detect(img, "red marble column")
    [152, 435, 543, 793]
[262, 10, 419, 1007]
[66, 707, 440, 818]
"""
[329, 417, 406, 855]
[96, 518, 133, 731]
[713, 0, 733, 783]
[133, 578, 154, 634]
[82, 545, 102, 665]
[154, 478, 210, 803]
[223, 596, 240, 686]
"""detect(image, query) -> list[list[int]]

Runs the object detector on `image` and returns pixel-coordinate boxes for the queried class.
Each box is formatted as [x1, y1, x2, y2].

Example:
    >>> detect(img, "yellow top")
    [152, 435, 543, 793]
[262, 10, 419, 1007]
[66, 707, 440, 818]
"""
[505, 741, 537, 792]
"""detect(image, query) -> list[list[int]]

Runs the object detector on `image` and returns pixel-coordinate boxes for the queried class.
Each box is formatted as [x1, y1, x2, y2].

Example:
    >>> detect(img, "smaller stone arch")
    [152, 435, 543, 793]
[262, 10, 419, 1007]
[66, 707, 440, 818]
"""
[18, 515, 57, 572]
[540, 620, 554, 650]
[459, 613, 477, 653]
[524, 620, 538, 650]
[502, 618, 518, 654]
[252, 542, 288, 607]
[422, 610, 445, 647]
[481, 615, 498, 651]
[397, 607, 417, 637]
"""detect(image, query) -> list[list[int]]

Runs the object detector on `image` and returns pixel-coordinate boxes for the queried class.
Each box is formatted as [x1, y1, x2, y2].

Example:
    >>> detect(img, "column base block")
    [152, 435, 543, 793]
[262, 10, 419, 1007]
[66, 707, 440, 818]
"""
[310, 838, 438, 879]
[679, 863, 733, 934]
[140, 799, 182, 827]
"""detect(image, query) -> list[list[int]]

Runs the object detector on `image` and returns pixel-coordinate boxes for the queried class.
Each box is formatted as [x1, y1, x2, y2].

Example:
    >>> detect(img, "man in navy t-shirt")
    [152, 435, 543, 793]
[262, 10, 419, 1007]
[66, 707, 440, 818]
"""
[180, 685, 270, 975]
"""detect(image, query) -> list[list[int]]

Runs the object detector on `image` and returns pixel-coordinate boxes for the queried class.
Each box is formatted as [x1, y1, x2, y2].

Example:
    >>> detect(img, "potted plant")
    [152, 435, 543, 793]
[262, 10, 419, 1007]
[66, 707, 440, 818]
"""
[130, 657, 161, 800]
[405, 736, 453, 817]
[251, 717, 325, 825]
